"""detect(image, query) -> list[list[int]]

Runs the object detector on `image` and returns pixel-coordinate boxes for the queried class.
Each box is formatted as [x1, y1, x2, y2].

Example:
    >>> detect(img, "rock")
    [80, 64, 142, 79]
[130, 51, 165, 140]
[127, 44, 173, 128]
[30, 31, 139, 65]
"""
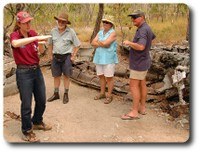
[165, 88, 179, 100]
[4, 81, 19, 97]
[4, 56, 16, 77]
[160, 101, 171, 113]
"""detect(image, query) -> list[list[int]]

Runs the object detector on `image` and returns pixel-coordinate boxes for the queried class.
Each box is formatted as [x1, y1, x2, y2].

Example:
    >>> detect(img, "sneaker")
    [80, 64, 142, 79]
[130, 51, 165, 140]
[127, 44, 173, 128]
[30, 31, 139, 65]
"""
[33, 122, 52, 131]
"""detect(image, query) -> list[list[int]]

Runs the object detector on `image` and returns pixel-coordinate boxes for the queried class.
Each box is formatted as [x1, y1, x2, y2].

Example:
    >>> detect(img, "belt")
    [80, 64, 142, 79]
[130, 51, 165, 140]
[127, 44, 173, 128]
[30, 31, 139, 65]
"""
[17, 64, 39, 69]
[53, 53, 71, 56]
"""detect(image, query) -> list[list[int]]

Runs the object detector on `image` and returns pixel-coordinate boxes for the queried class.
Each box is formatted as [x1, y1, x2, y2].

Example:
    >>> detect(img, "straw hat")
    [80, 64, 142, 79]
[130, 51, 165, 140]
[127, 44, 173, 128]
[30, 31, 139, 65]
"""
[54, 12, 71, 24]
[102, 15, 115, 28]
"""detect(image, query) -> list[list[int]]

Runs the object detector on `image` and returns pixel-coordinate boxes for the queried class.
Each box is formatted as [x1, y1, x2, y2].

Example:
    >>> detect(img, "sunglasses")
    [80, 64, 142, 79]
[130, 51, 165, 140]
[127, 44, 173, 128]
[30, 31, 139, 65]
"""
[131, 15, 141, 20]
[102, 21, 110, 24]
[57, 20, 67, 24]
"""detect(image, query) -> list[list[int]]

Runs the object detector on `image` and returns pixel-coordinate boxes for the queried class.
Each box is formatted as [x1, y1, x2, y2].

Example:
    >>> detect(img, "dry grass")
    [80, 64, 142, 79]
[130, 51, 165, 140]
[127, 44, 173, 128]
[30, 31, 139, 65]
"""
[149, 17, 188, 44]
[74, 27, 93, 42]
[73, 17, 188, 45]
[6, 17, 187, 46]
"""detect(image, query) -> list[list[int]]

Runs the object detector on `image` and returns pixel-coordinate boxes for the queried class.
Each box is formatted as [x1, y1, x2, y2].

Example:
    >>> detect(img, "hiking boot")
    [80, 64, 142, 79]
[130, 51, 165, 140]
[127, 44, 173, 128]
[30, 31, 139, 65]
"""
[33, 122, 52, 131]
[63, 92, 69, 104]
[22, 130, 40, 142]
[47, 92, 60, 102]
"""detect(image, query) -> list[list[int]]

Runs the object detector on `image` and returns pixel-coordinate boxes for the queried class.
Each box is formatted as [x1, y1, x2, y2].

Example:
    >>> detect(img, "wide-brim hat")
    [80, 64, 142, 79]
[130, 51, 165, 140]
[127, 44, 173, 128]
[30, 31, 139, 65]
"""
[102, 15, 115, 28]
[128, 10, 145, 18]
[54, 12, 71, 24]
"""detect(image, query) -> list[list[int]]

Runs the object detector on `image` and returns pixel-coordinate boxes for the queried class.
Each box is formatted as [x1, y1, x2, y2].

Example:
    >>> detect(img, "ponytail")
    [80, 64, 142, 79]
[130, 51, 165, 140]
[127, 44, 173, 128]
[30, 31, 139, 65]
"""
[13, 22, 20, 32]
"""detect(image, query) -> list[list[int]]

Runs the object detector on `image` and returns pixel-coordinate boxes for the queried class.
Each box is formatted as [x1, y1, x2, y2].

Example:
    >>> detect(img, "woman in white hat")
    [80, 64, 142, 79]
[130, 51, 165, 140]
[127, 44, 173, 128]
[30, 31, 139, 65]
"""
[91, 15, 118, 104]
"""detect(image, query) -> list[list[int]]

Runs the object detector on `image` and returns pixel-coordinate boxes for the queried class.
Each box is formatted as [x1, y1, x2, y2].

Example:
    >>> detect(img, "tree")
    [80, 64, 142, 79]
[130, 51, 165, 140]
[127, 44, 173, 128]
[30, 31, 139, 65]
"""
[4, 4, 25, 57]
[90, 4, 104, 43]
[186, 10, 190, 41]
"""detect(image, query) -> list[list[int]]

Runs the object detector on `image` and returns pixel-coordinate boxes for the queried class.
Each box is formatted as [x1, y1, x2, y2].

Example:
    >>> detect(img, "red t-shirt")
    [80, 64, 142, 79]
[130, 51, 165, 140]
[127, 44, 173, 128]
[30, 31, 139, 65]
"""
[10, 30, 39, 65]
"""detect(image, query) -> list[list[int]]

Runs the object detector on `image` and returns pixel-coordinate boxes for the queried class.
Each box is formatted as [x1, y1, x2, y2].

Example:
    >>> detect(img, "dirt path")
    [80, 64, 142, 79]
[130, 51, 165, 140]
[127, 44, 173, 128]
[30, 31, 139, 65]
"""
[3, 67, 189, 143]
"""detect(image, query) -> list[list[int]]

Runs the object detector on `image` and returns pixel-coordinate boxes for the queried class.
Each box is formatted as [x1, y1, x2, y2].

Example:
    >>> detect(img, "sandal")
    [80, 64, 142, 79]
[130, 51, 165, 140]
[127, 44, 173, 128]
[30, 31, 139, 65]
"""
[139, 111, 147, 115]
[22, 130, 40, 142]
[104, 96, 113, 104]
[121, 114, 140, 120]
[94, 94, 106, 100]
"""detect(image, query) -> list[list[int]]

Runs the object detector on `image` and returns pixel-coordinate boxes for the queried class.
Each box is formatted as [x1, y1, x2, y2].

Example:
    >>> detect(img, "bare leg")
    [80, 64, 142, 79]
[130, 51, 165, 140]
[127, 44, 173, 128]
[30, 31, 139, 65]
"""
[105, 77, 114, 98]
[99, 75, 106, 95]
[63, 75, 70, 89]
[122, 79, 140, 117]
[54, 76, 61, 89]
[139, 79, 147, 114]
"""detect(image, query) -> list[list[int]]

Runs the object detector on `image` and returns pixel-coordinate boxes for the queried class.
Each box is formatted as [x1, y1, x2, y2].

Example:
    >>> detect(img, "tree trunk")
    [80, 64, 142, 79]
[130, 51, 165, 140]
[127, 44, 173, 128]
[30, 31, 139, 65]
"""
[186, 10, 190, 41]
[90, 4, 104, 43]
[4, 4, 25, 57]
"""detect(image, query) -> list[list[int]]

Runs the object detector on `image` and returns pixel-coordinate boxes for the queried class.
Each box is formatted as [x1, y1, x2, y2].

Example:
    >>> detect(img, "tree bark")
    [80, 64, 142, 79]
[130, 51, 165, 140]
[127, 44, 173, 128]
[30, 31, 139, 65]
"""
[90, 4, 104, 43]
[186, 10, 190, 41]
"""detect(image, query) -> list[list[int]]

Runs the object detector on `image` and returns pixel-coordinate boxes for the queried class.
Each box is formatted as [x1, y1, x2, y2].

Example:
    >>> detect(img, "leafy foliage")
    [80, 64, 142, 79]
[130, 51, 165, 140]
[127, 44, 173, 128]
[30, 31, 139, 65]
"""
[4, 3, 189, 44]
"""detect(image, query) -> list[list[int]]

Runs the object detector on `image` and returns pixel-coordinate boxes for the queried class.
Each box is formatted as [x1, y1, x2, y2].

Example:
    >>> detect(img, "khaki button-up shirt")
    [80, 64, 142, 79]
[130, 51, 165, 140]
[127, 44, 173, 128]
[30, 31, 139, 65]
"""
[48, 27, 81, 54]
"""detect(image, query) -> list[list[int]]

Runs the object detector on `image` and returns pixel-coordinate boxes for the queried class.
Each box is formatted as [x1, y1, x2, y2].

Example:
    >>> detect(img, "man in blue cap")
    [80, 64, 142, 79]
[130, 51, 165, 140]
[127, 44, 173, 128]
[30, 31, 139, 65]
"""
[121, 10, 156, 120]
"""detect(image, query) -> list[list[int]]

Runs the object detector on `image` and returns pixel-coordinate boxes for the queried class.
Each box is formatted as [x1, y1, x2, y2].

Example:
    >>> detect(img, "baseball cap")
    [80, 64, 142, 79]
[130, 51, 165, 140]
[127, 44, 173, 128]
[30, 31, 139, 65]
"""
[128, 10, 145, 17]
[16, 11, 33, 23]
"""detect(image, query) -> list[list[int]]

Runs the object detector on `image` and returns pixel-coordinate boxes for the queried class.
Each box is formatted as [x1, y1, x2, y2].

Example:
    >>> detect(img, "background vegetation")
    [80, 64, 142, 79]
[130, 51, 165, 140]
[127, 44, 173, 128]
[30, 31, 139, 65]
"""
[4, 3, 189, 45]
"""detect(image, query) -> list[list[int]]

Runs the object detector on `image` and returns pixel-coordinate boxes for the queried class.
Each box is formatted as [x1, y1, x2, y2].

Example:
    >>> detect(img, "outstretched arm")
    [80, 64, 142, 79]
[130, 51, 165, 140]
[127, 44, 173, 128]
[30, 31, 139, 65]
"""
[11, 35, 52, 48]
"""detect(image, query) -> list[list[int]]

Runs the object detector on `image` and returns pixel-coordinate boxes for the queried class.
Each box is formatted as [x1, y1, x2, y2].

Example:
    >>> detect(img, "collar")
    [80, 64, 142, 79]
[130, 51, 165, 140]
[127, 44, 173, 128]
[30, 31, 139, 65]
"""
[17, 30, 31, 38]
[138, 21, 146, 29]
[56, 26, 70, 33]
[103, 27, 114, 35]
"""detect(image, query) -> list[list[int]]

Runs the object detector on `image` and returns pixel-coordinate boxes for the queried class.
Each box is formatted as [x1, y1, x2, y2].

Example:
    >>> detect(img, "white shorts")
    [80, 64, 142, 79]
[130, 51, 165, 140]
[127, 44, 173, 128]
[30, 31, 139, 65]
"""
[96, 64, 115, 77]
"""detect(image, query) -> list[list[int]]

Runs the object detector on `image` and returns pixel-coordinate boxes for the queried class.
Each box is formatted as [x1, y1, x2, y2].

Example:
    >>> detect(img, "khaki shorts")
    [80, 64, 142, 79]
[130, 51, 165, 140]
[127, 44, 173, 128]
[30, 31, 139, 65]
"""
[130, 70, 148, 80]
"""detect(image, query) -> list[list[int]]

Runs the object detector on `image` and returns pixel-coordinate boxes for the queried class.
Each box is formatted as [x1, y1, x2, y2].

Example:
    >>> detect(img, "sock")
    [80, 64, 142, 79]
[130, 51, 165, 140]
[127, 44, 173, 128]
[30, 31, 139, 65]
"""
[54, 88, 59, 93]
[64, 89, 69, 93]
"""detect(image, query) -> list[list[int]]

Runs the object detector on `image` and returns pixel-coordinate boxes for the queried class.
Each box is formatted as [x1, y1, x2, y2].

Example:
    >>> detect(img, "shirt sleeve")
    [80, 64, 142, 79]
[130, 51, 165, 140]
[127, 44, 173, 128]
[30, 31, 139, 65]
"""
[10, 32, 19, 43]
[48, 30, 53, 45]
[137, 29, 147, 46]
[70, 29, 81, 47]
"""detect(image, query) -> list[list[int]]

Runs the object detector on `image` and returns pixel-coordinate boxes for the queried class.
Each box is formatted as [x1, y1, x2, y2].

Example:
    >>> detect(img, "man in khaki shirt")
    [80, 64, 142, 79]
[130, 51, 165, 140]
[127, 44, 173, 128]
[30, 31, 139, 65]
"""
[48, 12, 81, 104]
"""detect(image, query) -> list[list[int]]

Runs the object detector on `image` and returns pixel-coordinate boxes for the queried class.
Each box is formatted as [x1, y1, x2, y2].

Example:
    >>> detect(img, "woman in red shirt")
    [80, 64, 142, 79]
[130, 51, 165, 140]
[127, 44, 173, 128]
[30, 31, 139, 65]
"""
[10, 11, 52, 142]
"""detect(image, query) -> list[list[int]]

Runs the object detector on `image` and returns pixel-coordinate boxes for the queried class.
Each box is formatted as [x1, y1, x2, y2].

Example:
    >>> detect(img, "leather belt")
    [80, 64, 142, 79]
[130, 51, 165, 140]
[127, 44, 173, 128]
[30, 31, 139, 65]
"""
[17, 64, 39, 69]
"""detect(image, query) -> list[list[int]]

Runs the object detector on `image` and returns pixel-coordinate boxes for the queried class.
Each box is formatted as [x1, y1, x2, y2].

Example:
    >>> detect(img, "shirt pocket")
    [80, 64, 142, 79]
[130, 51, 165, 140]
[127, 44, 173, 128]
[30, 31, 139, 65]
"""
[133, 36, 140, 43]
[62, 37, 72, 46]
[52, 37, 58, 43]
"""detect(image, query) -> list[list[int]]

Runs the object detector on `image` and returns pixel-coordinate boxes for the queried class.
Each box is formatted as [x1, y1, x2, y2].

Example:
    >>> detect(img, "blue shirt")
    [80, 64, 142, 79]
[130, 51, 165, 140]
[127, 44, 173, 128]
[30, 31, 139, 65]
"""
[48, 27, 81, 54]
[93, 28, 118, 65]
[129, 22, 156, 71]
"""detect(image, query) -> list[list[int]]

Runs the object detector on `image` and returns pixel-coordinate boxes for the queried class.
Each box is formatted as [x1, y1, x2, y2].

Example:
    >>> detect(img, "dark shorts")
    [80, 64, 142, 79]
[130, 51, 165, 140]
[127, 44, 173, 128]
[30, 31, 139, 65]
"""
[51, 54, 73, 77]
